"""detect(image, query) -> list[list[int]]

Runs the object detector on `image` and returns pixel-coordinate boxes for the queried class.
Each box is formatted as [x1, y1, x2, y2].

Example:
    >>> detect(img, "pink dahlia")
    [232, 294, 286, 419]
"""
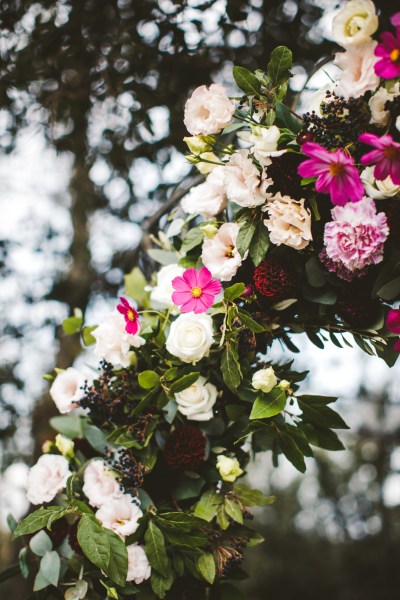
[324, 197, 389, 272]
[386, 308, 400, 352]
[297, 142, 364, 206]
[374, 25, 400, 79]
[171, 267, 222, 314]
[360, 133, 400, 186]
[116, 297, 140, 335]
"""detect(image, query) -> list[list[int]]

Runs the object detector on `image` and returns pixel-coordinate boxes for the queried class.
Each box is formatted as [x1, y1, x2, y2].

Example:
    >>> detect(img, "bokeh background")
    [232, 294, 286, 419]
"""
[0, 0, 399, 598]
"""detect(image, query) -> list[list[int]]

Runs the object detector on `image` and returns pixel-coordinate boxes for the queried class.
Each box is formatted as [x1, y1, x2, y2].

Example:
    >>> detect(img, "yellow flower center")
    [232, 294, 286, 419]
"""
[226, 245, 235, 258]
[191, 287, 203, 298]
[390, 48, 400, 63]
[127, 309, 136, 322]
[329, 163, 345, 177]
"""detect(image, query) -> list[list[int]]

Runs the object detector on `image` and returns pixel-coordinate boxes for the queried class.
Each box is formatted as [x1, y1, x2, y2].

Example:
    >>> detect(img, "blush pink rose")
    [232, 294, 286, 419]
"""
[96, 495, 143, 538]
[126, 544, 151, 584]
[184, 84, 235, 135]
[82, 460, 123, 508]
[26, 454, 71, 505]
[334, 40, 380, 99]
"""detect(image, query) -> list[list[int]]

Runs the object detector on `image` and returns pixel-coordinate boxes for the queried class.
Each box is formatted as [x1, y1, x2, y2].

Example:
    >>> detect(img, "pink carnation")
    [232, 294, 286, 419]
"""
[323, 197, 389, 272]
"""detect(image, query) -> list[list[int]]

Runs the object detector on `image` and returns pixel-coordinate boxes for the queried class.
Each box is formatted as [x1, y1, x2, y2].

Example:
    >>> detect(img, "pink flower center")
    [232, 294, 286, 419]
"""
[191, 286, 203, 298]
[329, 163, 345, 177]
[127, 309, 136, 322]
[390, 48, 400, 63]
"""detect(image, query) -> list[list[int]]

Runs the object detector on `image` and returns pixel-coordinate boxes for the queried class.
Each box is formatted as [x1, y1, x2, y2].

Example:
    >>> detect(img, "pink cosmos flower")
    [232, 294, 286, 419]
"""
[116, 297, 140, 335]
[386, 308, 400, 352]
[374, 25, 400, 79]
[171, 267, 222, 314]
[359, 133, 400, 185]
[297, 142, 364, 206]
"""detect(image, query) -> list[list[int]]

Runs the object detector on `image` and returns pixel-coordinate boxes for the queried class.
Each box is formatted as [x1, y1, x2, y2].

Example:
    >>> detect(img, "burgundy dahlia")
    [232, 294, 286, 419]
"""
[164, 426, 206, 470]
[253, 257, 297, 301]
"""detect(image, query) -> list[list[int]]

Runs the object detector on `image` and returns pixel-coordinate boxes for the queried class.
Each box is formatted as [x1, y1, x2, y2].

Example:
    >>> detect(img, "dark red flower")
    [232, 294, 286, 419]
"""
[336, 282, 380, 329]
[164, 426, 206, 470]
[253, 257, 297, 301]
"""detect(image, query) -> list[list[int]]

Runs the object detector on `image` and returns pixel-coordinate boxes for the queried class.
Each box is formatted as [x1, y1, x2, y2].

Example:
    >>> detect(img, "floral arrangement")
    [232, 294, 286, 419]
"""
[6, 1, 400, 599]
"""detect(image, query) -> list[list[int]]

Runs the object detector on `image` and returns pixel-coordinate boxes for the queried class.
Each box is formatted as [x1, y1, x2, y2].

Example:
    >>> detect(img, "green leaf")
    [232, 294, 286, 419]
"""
[233, 484, 274, 507]
[222, 343, 242, 392]
[232, 66, 261, 95]
[246, 530, 266, 547]
[296, 394, 337, 406]
[145, 521, 168, 576]
[224, 282, 246, 301]
[300, 423, 345, 451]
[377, 276, 400, 301]
[298, 401, 349, 430]
[267, 46, 292, 84]
[105, 528, 128, 587]
[50, 415, 83, 439]
[197, 552, 216, 584]
[181, 228, 204, 254]
[40, 551, 60, 587]
[18, 548, 29, 579]
[249, 389, 286, 420]
[194, 489, 222, 522]
[138, 370, 161, 389]
[169, 372, 200, 394]
[29, 531, 52, 557]
[305, 256, 327, 288]
[237, 309, 265, 333]
[82, 419, 107, 453]
[175, 475, 205, 500]
[216, 505, 230, 530]
[163, 530, 208, 548]
[33, 569, 50, 592]
[124, 266, 149, 307]
[249, 223, 270, 266]
[150, 569, 173, 599]
[12, 507, 68, 539]
[236, 220, 256, 257]
[224, 498, 243, 524]
[62, 310, 83, 335]
[77, 514, 110, 574]
[147, 249, 178, 265]
[278, 432, 306, 473]
[82, 325, 97, 346]
[7, 514, 17, 533]
[275, 100, 302, 133]
[156, 512, 205, 532]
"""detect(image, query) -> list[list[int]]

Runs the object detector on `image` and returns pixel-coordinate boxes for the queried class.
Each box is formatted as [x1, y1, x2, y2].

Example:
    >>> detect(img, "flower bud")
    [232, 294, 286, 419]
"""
[42, 440, 53, 453]
[200, 223, 219, 239]
[55, 434, 74, 457]
[216, 455, 243, 482]
[278, 379, 291, 391]
[183, 135, 214, 154]
[251, 367, 277, 394]
[196, 152, 220, 174]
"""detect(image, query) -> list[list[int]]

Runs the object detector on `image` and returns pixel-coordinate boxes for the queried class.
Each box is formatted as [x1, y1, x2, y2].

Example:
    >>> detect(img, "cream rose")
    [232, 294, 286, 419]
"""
[181, 166, 226, 218]
[239, 125, 285, 167]
[224, 150, 272, 208]
[96, 495, 143, 538]
[361, 166, 400, 200]
[369, 83, 400, 127]
[49, 367, 90, 414]
[332, 0, 378, 48]
[175, 376, 218, 421]
[184, 83, 235, 135]
[92, 310, 145, 368]
[26, 454, 71, 505]
[166, 313, 214, 364]
[201, 222, 243, 282]
[82, 460, 123, 508]
[263, 193, 312, 250]
[216, 455, 243, 483]
[149, 264, 185, 310]
[252, 367, 278, 394]
[126, 544, 151, 584]
[334, 40, 380, 99]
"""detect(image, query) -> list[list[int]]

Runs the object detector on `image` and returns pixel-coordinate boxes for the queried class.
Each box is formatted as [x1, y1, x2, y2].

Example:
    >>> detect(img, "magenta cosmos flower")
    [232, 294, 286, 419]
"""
[297, 142, 364, 206]
[116, 297, 140, 335]
[386, 308, 400, 352]
[360, 133, 400, 185]
[374, 21, 400, 79]
[171, 267, 222, 314]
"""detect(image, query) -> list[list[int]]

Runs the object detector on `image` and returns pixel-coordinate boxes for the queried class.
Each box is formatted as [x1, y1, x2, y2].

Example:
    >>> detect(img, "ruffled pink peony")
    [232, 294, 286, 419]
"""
[297, 142, 364, 206]
[184, 84, 235, 135]
[386, 308, 400, 352]
[360, 133, 400, 185]
[324, 197, 389, 272]
[172, 267, 222, 314]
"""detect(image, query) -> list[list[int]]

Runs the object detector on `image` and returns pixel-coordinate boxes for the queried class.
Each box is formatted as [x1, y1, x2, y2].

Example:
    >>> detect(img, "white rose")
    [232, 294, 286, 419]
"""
[216, 455, 243, 483]
[369, 83, 400, 126]
[201, 222, 243, 282]
[252, 367, 278, 394]
[239, 125, 285, 167]
[181, 166, 226, 218]
[263, 193, 312, 250]
[126, 544, 151, 584]
[96, 495, 142, 538]
[175, 376, 218, 421]
[334, 40, 380, 99]
[332, 0, 378, 48]
[224, 150, 272, 208]
[82, 460, 123, 508]
[184, 83, 235, 135]
[92, 310, 145, 368]
[26, 454, 71, 505]
[149, 264, 185, 310]
[166, 313, 214, 364]
[49, 367, 90, 414]
[361, 166, 400, 199]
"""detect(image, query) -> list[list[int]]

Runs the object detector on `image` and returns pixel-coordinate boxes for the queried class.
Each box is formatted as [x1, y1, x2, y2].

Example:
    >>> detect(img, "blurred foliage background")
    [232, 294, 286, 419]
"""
[0, 0, 399, 598]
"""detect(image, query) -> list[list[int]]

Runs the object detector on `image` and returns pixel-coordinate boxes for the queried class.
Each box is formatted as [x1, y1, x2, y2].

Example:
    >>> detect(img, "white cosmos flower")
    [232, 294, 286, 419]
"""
[92, 310, 145, 368]
[166, 313, 214, 364]
[49, 367, 91, 414]
[26, 454, 71, 505]
[175, 376, 218, 421]
[126, 544, 151, 584]
[96, 495, 142, 538]
[82, 460, 122, 508]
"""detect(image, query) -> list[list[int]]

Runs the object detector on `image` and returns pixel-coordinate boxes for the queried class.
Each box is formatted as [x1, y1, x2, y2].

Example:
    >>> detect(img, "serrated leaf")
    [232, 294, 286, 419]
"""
[232, 66, 261, 95]
[236, 220, 256, 257]
[249, 389, 286, 420]
[197, 552, 216, 584]
[145, 521, 168, 576]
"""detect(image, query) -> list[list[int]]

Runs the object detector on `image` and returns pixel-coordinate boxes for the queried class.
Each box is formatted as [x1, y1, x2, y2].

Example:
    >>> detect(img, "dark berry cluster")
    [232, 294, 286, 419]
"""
[80, 360, 137, 427]
[302, 92, 370, 154]
[111, 449, 149, 496]
[164, 426, 206, 470]
[216, 538, 245, 578]
[253, 257, 297, 301]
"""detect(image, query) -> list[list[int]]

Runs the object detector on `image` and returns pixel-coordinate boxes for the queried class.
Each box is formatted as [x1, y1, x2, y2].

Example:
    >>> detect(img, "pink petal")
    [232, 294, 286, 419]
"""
[126, 320, 139, 335]
[119, 297, 130, 308]
[301, 142, 332, 162]
[198, 267, 212, 287]
[380, 31, 398, 51]
[360, 149, 384, 166]
[172, 290, 192, 305]
[172, 276, 189, 292]
[315, 171, 333, 195]
[182, 268, 199, 288]
[117, 303, 127, 316]
[386, 309, 400, 333]
[203, 279, 222, 296]
[394, 338, 400, 352]
[179, 298, 198, 313]
[193, 295, 213, 313]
